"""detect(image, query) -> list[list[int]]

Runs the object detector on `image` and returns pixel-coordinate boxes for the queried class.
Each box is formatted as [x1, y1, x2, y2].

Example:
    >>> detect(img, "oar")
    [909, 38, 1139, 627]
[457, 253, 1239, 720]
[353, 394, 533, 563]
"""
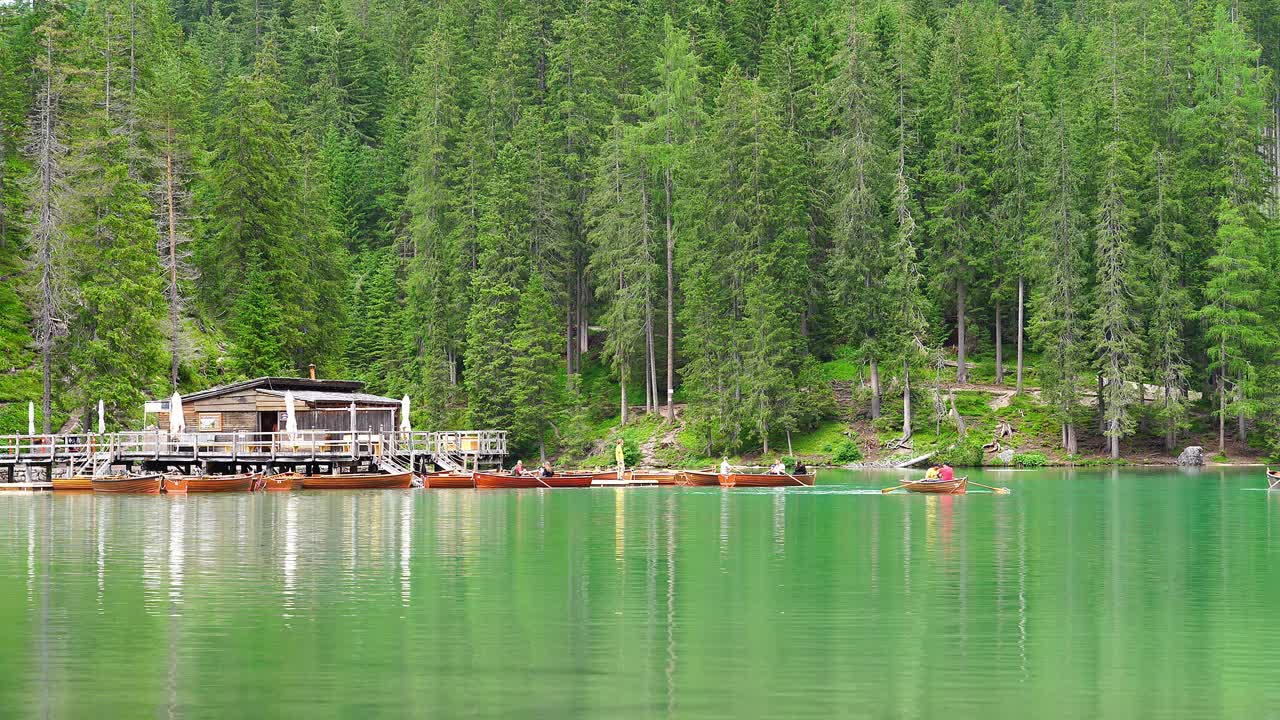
[783, 471, 807, 487]
[881, 480, 914, 494]
[966, 479, 1011, 495]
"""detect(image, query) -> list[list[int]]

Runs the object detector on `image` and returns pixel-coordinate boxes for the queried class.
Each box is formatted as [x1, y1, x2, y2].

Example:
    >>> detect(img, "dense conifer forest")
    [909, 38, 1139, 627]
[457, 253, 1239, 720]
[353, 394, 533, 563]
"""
[3, 0, 1280, 463]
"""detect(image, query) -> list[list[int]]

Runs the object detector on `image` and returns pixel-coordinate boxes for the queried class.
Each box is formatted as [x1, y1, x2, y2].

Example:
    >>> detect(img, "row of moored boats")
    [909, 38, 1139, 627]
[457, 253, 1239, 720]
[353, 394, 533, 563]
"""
[58, 468, 817, 493]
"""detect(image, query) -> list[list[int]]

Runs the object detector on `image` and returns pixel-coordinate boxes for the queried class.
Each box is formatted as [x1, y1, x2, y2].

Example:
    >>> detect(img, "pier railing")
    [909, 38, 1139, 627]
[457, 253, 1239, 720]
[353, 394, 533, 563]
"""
[0, 429, 507, 467]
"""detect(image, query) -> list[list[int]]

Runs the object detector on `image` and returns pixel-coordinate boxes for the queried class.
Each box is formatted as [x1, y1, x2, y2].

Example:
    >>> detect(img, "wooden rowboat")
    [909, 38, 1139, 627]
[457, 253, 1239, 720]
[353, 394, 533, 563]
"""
[423, 472, 474, 489]
[720, 472, 815, 488]
[91, 474, 164, 494]
[1267, 469, 1280, 490]
[164, 476, 188, 493]
[677, 470, 721, 486]
[51, 476, 94, 491]
[263, 472, 302, 491]
[902, 477, 968, 495]
[184, 473, 258, 493]
[626, 470, 677, 485]
[301, 471, 414, 490]
[474, 471, 594, 489]
[590, 470, 622, 481]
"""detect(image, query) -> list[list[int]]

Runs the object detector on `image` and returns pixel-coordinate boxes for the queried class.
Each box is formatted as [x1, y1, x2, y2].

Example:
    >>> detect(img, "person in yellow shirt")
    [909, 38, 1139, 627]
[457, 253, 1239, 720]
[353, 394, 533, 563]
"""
[615, 439, 625, 480]
[925, 465, 941, 481]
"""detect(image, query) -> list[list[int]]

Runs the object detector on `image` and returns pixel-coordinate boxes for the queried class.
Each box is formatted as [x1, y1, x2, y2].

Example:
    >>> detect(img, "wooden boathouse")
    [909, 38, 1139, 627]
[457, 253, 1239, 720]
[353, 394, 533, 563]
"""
[0, 375, 507, 485]
[148, 376, 403, 435]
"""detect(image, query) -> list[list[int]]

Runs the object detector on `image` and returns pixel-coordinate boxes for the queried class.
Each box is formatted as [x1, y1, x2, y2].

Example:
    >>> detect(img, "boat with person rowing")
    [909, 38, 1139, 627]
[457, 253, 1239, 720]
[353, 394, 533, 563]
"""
[422, 471, 474, 489]
[473, 471, 594, 489]
[901, 477, 968, 494]
[91, 474, 164, 494]
[302, 471, 414, 490]
[677, 470, 721, 486]
[720, 472, 815, 488]
[1267, 468, 1280, 490]
[263, 472, 302, 491]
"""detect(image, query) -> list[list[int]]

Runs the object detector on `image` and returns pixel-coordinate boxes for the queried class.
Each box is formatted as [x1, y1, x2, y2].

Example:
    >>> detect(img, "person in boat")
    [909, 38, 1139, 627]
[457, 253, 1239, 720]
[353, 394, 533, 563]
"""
[939, 463, 955, 482]
[794, 460, 808, 475]
[925, 465, 941, 480]
[769, 459, 785, 475]
[615, 439, 626, 480]
[513, 459, 525, 476]
[719, 457, 731, 475]
[539, 462, 555, 478]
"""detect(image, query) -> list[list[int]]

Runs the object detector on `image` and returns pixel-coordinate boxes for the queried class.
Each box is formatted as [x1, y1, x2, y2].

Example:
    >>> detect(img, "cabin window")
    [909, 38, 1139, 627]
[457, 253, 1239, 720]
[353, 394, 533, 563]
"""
[198, 414, 221, 432]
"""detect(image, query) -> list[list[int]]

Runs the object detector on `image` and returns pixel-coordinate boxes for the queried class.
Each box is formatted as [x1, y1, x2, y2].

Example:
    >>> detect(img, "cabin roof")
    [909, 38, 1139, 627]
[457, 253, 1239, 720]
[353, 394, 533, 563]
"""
[167, 377, 366, 404]
[257, 390, 400, 407]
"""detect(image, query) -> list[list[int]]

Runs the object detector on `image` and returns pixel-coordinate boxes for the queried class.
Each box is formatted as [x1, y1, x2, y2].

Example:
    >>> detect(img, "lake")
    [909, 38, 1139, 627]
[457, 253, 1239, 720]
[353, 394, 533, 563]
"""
[1, 468, 1278, 718]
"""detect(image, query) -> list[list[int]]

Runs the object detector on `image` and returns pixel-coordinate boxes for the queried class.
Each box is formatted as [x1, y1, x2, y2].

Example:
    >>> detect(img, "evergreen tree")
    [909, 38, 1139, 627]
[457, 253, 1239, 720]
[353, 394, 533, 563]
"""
[510, 274, 562, 459]
[1198, 202, 1268, 454]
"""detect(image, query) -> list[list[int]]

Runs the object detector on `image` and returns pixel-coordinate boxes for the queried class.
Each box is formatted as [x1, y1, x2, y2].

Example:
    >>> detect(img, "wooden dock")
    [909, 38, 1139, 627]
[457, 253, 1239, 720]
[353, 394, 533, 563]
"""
[0, 429, 507, 481]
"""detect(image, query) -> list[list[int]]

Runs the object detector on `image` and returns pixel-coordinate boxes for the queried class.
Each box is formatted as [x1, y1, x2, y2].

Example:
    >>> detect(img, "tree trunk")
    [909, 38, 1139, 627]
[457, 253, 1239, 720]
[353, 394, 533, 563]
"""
[1238, 367, 1246, 443]
[1016, 276, 1025, 392]
[1097, 374, 1106, 433]
[620, 362, 628, 427]
[665, 165, 675, 422]
[786, 430, 793, 456]
[869, 357, 881, 420]
[1066, 423, 1077, 455]
[994, 299, 1003, 386]
[1164, 385, 1175, 451]
[165, 126, 181, 391]
[1218, 364, 1226, 455]
[1110, 422, 1120, 459]
[902, 359, 912, 440]
[762, 423, 769, 455]
[956, 280, 968, 384]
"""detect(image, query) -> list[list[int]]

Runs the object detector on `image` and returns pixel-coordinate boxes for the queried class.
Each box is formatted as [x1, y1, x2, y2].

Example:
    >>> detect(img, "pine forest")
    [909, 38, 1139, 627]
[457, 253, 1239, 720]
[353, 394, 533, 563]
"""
[4, 0, 1280, 466]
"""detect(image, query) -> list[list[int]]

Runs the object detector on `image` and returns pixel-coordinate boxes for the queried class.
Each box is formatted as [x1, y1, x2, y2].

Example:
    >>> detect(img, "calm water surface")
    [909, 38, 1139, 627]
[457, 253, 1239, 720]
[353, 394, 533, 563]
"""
[2, 468, 1279, 719]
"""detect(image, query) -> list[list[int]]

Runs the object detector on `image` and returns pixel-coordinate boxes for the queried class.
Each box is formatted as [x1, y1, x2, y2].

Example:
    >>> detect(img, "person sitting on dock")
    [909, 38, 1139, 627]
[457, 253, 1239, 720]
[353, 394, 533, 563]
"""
[925, 465, 941, 481]
[794, 461, 807, 475]
[540, 462, 555, 478]
[719, 457, 731, 475]
[513, 459, 525, 476]
[939, 464, 955, 482]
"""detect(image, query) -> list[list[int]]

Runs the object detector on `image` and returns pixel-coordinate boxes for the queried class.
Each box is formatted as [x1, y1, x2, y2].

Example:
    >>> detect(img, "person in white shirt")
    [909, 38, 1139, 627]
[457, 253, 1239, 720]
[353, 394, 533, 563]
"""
[719, 457, 731, 475]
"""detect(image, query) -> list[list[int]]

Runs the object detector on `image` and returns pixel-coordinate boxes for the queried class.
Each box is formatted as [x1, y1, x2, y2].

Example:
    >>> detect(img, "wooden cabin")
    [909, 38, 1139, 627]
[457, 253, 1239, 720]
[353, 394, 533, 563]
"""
[147, 377, 401, 435]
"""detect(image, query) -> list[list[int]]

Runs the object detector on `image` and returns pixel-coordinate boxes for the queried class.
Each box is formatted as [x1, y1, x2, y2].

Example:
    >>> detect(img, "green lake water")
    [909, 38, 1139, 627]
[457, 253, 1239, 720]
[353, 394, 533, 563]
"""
[2, 468, 1279, 719]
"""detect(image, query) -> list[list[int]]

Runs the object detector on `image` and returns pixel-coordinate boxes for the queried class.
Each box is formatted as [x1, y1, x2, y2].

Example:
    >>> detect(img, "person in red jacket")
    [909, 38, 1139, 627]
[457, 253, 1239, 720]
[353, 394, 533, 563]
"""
[939, 463, 955, 482]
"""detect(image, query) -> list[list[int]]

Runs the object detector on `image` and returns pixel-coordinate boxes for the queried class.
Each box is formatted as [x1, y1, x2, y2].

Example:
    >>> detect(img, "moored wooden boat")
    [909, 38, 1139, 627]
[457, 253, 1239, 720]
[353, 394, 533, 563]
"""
[423, 472, 474, 489]
[474, 471, 594, 489]
[91, 474, 164, 494]
[589, 470, 622, 481]
[184, 473, 258, 493]
[263, 472, 302, 491]
[52, 476, 94, 491]
[902, 477, 968, 495]
[163, 476, 188, 493]
[720, 472, 815, 487]
[1267, 469, 1280, 490]
[626, 470, 677, 485]
[677, 470, 721, 486]
[301, 471, 414, 490]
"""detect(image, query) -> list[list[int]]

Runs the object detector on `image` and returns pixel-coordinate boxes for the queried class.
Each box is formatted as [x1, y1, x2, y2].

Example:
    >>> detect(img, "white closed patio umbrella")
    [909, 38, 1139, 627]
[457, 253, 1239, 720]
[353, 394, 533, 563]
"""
[98, 400, 105, 434]
[400, 396, 412, 432]
[284, 390, 298, 435]
[169, 392, 185, 435]
[28, 401, 35, 436]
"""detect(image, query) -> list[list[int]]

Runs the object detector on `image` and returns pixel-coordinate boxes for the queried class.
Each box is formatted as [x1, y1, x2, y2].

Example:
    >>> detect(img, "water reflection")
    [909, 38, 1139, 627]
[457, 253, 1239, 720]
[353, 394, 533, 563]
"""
[3, 469, 1280, 718]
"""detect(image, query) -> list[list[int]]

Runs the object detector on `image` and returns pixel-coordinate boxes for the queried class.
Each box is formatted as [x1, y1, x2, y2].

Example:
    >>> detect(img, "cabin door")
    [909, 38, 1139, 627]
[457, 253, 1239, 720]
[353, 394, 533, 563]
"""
[259, 411, 279, 434]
